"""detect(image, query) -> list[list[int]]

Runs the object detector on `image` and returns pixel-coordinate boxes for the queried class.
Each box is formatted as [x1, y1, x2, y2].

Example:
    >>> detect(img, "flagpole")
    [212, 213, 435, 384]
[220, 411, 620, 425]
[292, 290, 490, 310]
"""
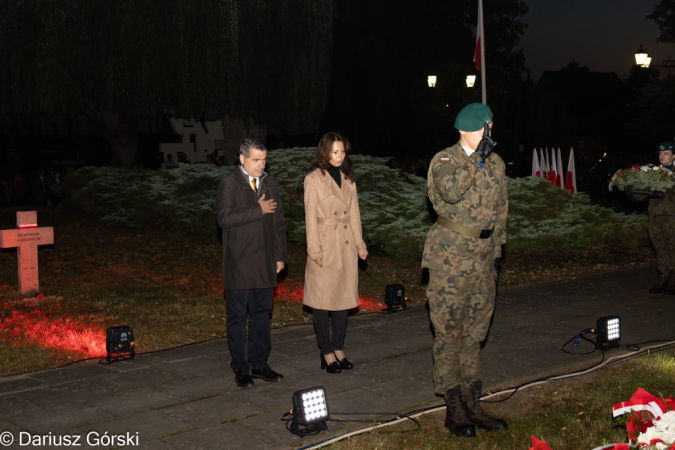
[479, 0, 486, 104]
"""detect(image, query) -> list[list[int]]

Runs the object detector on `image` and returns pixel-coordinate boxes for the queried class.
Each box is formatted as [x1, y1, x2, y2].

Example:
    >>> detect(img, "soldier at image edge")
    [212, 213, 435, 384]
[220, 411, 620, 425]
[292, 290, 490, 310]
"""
[647, 140, 675, 295]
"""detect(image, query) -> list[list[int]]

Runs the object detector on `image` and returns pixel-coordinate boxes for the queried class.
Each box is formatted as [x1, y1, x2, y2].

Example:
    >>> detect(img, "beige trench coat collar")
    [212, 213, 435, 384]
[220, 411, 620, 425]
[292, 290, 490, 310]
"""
[317, 168, 350, 207]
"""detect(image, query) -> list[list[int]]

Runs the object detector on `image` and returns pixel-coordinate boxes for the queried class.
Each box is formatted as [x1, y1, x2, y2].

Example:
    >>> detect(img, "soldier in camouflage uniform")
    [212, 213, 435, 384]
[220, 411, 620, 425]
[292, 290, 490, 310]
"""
[648, 141, 675, 295]
[422, 103, 508, 437]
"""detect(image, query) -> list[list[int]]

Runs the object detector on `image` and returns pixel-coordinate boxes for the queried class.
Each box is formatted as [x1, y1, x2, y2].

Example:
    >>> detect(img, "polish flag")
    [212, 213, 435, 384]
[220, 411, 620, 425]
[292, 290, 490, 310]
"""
[474, 31, 482, 71]
[532, 148, 541, 177]
[474, 1, 483, 71]
[540, 149, 548, 180]
[556, 147, 565, 189]
[566, 148, 577, 194]
[550, 148, 558, 186]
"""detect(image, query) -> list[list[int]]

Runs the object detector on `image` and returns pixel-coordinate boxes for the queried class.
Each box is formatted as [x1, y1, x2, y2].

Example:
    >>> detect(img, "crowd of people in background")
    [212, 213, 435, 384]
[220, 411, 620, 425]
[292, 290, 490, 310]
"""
[0, 167, 73, 208]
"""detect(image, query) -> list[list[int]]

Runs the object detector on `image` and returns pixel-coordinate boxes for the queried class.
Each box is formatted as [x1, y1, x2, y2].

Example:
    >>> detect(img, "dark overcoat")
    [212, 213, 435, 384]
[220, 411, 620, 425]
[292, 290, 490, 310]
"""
[216, 168, 287, 290]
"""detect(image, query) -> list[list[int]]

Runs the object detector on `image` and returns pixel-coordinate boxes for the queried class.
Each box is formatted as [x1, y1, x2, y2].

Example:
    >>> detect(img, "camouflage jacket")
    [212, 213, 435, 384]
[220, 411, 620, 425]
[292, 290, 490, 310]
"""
[422, 142, 508, 274]
[648, 186, 675, 217]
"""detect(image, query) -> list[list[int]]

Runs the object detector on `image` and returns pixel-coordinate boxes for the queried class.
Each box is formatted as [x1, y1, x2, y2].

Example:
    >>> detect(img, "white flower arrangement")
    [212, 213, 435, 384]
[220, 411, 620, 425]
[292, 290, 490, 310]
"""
[541, 408, 675, 450]
[610, 164, 675, 193]
[636, 410, 675, 449]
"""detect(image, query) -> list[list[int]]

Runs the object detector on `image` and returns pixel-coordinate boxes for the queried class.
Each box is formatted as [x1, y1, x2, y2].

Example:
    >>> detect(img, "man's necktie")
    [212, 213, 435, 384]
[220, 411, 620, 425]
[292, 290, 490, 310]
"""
[251, 178, 258, 194]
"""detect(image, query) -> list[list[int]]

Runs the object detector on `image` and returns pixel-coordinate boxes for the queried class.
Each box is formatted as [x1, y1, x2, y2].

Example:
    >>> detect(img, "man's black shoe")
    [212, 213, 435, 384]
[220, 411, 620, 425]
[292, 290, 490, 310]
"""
[251, 367, 284, 382]
[235, 370, 255, 388]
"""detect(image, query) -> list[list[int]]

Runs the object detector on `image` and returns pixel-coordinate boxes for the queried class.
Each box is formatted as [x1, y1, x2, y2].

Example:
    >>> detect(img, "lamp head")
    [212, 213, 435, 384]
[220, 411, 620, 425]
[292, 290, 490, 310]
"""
[288, 386, 329, 437]
[594, 316, 620, 351]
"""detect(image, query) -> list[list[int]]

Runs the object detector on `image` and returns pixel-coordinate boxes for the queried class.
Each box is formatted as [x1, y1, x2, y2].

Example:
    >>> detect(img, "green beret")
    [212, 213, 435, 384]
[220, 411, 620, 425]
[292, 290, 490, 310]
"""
[454, 103, 493, 132]
[658, 141, 675, 153]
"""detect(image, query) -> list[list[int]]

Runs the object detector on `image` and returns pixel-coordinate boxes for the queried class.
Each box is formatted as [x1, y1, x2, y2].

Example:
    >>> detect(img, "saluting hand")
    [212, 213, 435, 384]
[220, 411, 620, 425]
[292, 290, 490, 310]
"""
[258, 194, 277, 214]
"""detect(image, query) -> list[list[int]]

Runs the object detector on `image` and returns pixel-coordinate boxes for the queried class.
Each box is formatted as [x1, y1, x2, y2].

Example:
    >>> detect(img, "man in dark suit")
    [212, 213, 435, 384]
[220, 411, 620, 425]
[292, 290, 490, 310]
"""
[216, 138, 287, 387]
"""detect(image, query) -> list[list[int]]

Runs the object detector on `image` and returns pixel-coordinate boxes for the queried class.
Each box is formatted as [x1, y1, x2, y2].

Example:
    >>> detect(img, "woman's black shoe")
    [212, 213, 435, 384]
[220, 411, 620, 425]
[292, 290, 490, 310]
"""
[338, 357, 353, 370]
[320, 354, 342, 374]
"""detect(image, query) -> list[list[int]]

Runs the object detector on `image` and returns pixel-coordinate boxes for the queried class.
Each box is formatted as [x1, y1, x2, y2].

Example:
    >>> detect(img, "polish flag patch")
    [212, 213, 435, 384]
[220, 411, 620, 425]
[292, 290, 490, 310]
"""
[440, 157, 450, 162]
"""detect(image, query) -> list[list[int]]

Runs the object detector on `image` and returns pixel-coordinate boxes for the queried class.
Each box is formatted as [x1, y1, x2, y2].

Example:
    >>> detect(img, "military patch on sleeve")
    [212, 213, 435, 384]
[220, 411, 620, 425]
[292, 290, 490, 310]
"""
[440, 157, 450, 162]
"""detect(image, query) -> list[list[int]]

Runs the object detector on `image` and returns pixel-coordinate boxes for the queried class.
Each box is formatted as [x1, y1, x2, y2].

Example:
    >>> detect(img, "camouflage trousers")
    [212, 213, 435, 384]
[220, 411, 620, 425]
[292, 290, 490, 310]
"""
[427, 269, 495, 395]
[649, 214, 675, 274]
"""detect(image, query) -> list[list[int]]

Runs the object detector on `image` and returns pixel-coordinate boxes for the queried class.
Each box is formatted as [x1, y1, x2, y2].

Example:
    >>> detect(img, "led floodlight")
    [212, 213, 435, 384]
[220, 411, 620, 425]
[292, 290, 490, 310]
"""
[288, 386, 329, 437]
[384, 284, 411, 313]
[106, 325, 135, 362]
[594, 316, 621, 351]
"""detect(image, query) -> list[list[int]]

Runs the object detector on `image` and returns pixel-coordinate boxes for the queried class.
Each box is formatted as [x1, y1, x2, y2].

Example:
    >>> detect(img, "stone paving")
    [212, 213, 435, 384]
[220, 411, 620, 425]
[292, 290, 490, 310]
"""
[1, 265, 673, 449]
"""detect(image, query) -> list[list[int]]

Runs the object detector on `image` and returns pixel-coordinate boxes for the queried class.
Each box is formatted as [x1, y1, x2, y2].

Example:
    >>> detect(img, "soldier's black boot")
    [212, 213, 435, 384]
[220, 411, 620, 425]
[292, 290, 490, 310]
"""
[664, 271, 675, 295]
[649, 270, 668, 294]
[464, 380, 508, 431]
[443, 386, 476, 437]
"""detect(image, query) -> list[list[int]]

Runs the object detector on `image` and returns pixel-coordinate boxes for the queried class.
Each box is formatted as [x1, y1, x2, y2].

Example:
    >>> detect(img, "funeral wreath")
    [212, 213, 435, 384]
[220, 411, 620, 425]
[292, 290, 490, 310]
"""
[610, 164, 675, 199]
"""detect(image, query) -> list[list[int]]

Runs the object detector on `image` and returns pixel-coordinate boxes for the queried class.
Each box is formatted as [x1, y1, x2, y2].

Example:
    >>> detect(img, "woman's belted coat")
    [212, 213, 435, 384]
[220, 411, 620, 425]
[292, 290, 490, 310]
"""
[303, 168, 367, 311]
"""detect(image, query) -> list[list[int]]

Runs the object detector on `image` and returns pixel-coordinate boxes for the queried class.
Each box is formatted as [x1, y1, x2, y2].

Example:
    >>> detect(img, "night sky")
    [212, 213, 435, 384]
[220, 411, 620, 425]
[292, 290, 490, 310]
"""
[1, 1, 673, 166]
[519, 0, 673, 80]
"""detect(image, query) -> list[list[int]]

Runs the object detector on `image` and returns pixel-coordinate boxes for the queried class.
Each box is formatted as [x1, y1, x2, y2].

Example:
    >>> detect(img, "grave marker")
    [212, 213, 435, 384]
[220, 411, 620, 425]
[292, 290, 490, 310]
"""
[0, 211, 54, 293]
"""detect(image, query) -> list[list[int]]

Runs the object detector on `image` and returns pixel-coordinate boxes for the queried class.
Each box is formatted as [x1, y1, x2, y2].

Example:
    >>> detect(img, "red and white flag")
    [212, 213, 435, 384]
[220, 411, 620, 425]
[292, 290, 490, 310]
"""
[532, 148, 541, 177]
[612, 388, 675, 442]
[474, 0, 483, 71]
[550, 148, 558, 186]
[566, 148, 577, 194]
[556, 147, 565, 189]
[540, 149, 548, 180]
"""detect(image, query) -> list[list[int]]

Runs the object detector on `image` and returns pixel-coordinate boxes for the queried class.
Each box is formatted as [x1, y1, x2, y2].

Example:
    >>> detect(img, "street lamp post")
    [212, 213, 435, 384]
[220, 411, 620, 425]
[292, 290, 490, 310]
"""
[427, 75, 437, 88]
[635, 45, 674, 76]
[635, 44, 650, 67]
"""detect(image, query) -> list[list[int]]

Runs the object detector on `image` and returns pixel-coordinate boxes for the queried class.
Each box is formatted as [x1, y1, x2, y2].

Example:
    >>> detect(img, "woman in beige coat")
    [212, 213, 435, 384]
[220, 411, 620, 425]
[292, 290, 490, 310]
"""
[304, 132, 368, 373]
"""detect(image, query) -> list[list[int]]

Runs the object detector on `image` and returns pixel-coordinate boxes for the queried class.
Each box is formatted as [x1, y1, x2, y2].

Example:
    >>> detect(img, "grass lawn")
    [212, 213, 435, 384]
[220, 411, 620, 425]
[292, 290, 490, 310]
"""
[0, 202, 425, 376]
[324, 349, 675, 450]
[0, 202, 650, 377]
[1, 202, 666, 450]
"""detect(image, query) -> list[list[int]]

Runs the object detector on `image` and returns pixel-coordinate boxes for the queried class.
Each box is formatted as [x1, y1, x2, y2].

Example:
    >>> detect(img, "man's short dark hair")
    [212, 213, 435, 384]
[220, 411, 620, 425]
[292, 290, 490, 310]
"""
[240, 138, 267, 157]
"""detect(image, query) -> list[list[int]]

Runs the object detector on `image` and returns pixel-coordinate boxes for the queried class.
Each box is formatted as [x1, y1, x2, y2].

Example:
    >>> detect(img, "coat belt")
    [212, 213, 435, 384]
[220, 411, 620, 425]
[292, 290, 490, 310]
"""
[316, 216, 351, 270]
[317, 217, 350, 225]
[436, 215, 493, 239]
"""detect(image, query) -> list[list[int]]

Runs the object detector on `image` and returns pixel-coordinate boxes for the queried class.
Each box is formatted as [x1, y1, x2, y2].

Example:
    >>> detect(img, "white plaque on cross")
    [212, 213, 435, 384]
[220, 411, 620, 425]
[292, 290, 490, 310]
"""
[0, 211, 54, 294]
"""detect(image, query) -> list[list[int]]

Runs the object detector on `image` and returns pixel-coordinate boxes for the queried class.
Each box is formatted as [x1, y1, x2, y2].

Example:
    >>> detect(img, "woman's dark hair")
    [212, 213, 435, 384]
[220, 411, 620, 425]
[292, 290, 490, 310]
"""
[311, 131, 355, 182]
